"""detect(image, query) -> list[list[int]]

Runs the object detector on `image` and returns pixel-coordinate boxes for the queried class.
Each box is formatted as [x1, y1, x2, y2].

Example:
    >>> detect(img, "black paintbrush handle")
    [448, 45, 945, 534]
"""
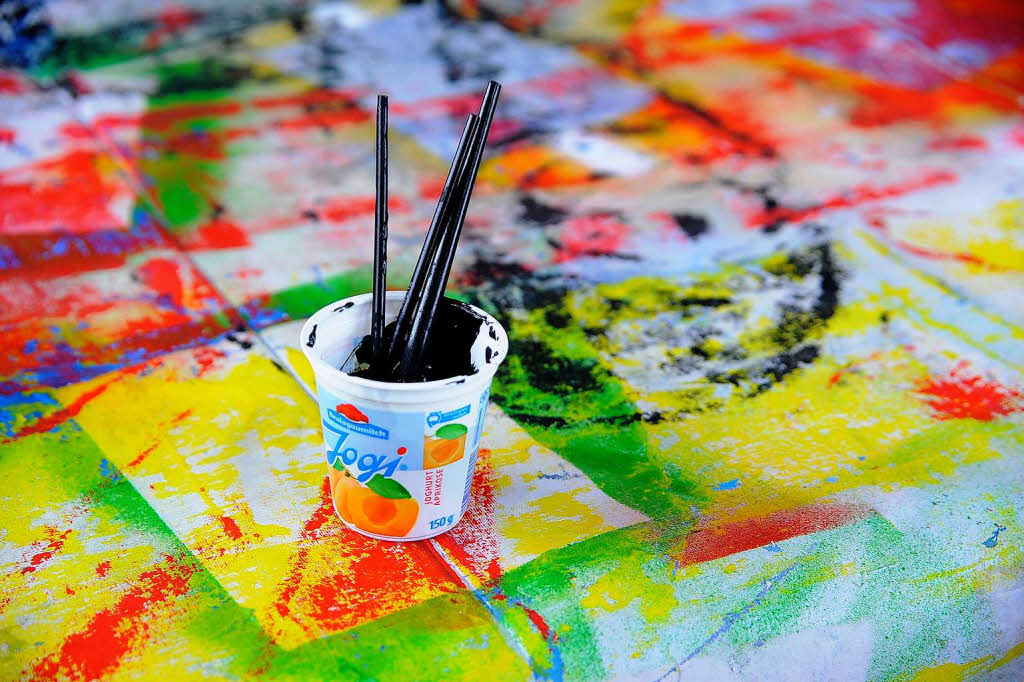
[398, 81, 501, 378]
[371, 94, 389, 363]
[387, 113, 479, 366]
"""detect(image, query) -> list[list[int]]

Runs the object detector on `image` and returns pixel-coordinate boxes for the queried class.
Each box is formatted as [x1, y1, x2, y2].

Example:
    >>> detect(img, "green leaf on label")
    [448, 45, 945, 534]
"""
[331, 457, 346, 472]
[366, 475, 411, 499]
[436, 423, 468, 440]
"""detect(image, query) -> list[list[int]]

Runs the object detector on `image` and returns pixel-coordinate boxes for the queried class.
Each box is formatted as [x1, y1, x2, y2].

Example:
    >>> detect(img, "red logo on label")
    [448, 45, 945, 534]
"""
[336, 403, 369, 423]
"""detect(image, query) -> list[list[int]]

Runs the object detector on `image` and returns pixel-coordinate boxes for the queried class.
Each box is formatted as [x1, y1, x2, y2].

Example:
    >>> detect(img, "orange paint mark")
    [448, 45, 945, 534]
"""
[916, 363, 1023, 421]
[96, 561, 111, 577]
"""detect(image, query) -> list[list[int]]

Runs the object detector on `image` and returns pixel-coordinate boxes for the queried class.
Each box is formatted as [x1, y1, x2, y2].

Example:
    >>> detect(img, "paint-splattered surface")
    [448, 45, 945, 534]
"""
[1, 1, 1023, 679]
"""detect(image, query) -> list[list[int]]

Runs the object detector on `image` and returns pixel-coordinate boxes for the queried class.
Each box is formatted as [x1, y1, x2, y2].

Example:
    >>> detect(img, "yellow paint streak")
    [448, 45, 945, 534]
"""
[501, 489, 616, 559]
[644, 345, 1019, 523]
[898, 199, 1024, 272]
[905, 640, 1024, 680]
[581, 564, 679, 624]
[55, 350, 329, 648]
[287, 346, 317, 392]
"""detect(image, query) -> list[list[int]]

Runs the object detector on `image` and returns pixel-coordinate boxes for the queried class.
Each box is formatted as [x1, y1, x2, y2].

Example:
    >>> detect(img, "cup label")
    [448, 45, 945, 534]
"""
[317, 385, 487, 539]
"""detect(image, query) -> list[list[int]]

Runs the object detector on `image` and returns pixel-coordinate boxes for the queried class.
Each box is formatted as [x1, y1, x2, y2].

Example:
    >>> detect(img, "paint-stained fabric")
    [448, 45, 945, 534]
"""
[1, 1, 1022, 680]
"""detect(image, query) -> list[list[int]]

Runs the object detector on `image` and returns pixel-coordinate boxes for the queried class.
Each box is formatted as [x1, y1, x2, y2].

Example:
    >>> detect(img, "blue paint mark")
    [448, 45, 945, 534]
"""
[983, 524, 1006, 548]
[825, 476, 838, 483]
[22, 339, 39, 355]
[712, 478, 741, 491]
[0, 392, 58, 437]
[765, 542, 782, 553]
[655, 543, 817, 681]
[312, 265, 329, 292]
[99, 459, 122, 482]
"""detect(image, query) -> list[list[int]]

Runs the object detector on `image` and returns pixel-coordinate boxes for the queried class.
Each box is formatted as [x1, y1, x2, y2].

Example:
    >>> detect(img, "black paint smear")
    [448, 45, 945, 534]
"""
[658, 91, 777, 159]
[351, 298, 483, 382]
[519, 195, 568, 226]
[544, 308, 572, 328]
[332, 301, 355, 313]
[270, 359, 287, 374]
[154, 58, 255, 97]
[225, 333, 253, 350]
[671, 213, 709, 239]
[760, 344, 820, 384]
[306, 324, 317, 348]
[513, 339, 603, 394]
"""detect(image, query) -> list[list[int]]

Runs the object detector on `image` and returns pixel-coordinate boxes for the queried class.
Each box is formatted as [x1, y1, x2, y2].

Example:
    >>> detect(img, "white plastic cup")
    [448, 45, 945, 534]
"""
[300, 291, 508, 541]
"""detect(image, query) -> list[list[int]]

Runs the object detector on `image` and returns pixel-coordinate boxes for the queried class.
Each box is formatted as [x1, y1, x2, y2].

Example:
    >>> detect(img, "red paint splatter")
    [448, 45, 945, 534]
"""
[0, 71, 26, 93]
[4, 379, 115, 443]
[745, 170, 957, 229]
[0, 149, 134, 235]
[927, 135, 988, 151]
[314, 195, 410, 224]
[555, 213, 631, 263]
[305, 534, 458, 632]
[30, 555, 195, 681]
[520, 603, 553, 640]
[274, 107, 369, 132]
[218, 515, 243, 541]
[250, 88, 365, 110]
[916, 363, 1023, 421]
[270, 479, 459, 635]
[419, 177, 447, 200]
[0, 127, 15, 144]
[272, 479, 338, 620]
[432, 449, 503, 585]
[677, 503, 871, 567]
[64, 586, 75, 596]
[397, 447, 407, 455]
[191, 345, 226, 377]
[188, 216, 250, 250]
[126, 410, 191, 468]
[96, 561, 111, 577]
[135, 257, 186, 308]
[20, 527, 73, 575]
[143, 102, 242, 131]
[335, 404, 369, 423]
[863, 208, 1017, 272]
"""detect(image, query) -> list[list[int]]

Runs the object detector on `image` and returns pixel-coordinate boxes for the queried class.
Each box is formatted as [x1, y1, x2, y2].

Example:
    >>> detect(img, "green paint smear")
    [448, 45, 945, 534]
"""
[265, 591, 531, 681]
[477, 291, 705, 521]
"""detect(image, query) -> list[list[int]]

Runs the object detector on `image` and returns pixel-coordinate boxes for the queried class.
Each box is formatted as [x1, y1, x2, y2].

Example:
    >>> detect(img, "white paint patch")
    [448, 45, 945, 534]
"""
[553, 130, 656, 177]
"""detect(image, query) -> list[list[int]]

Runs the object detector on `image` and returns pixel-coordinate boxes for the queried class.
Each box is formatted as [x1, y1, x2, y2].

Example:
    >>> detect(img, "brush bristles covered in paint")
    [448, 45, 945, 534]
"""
[357, 81, 502, 382]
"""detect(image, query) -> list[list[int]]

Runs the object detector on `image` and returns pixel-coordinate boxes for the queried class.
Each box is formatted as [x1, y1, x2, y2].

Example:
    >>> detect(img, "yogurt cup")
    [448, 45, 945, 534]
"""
[300, 291, 508, 541]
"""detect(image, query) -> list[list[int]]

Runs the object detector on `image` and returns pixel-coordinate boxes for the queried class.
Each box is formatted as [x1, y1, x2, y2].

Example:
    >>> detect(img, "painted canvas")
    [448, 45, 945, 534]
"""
[1, 0, 1022, 679]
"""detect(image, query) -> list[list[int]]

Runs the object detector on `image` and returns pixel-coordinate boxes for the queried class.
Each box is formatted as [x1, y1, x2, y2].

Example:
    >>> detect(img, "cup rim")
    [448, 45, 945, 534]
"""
[299, 291, 508, 394]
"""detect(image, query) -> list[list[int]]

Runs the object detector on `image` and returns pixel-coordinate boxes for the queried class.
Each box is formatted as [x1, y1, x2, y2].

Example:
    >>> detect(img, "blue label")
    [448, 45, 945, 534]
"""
[426, 404, 470, 427]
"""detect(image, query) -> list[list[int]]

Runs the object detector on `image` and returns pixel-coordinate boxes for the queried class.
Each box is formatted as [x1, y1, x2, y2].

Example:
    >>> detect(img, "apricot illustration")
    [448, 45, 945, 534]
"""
[330, 471, 360, 524]
[341, 486, 419, 536]
[423, 424, 468, 468]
